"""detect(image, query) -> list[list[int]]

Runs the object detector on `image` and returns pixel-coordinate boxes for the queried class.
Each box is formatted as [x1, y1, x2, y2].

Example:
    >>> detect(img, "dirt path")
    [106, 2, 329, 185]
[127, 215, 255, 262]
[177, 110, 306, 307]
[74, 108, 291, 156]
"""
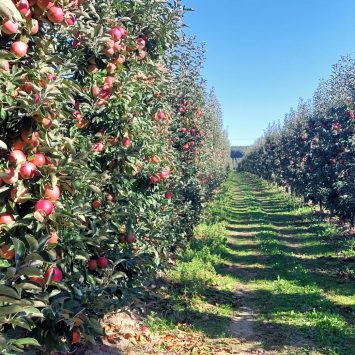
[223, 181, 310, 354]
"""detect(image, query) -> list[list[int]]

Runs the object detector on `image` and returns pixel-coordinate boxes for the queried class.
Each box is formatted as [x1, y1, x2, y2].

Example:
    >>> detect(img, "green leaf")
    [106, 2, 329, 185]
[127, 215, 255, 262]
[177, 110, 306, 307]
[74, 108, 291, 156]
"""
[0, 296, 32, 306]
[88, 185, 102, 194]
[15, 282, 42, 291]
[0, 186, 9, 194]
[0, 260, 11, 268]
[18, 267, 43, 277]
[12, 238, 26, 262]
[8, 318, 33, 331]
[11, 338, 40, 347]
[25, 236, 39, 253]
[24, 253, 44, 263]
[0, 285, 19, 299]
[0, 305, 23, 316]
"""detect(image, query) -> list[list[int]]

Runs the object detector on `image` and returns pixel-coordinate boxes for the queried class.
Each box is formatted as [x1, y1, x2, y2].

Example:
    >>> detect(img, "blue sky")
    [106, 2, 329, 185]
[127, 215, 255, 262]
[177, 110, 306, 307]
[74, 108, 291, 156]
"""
[183, 0, 355, 146]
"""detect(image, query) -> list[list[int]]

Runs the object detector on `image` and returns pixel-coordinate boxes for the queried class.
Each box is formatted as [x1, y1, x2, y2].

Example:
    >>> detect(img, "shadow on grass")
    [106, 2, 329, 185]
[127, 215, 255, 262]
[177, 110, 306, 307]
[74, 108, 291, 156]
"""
[142, 279, 353, 353]
[227, 225, 275, 233]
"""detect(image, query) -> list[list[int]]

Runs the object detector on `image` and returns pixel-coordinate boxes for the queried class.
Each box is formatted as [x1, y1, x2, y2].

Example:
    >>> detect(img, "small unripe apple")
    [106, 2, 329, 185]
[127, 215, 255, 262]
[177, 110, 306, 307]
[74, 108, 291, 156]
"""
[29, 18, 39, 34]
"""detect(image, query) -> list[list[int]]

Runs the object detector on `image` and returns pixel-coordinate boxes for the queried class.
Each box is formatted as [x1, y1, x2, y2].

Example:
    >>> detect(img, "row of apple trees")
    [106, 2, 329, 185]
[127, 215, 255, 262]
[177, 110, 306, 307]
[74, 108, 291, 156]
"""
[240, 55, 354, 226]
[0, 0, 230, 352]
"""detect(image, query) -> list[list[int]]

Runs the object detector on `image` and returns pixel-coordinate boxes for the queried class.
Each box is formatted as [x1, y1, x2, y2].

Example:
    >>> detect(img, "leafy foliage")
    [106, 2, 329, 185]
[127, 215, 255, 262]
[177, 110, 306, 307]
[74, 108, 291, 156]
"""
[240, 56, 355, 225]
[0, 0, 229, 352]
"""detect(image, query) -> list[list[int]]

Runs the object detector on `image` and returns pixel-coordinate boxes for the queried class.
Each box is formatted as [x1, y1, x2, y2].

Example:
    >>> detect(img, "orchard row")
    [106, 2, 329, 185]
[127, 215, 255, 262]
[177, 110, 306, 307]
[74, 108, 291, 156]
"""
[0, 0, 230, 352]
[240, 56, 354, 225]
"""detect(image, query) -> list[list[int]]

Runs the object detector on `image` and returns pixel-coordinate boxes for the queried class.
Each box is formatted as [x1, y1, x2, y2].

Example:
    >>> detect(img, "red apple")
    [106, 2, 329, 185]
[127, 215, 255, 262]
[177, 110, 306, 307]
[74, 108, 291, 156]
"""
[48, 231, 58, 244]
[150, 156, 160, 164]
[110, 27, 122, 41]
[29, 153, 46, 168]
[127, 233, 137, 244]
[35, 199, 54, 216]
[92, 200, 101, 209]
[63, 12, 76, 26]
[2, 168, 18, 184]
[88, 258, 97, 271]
[97, 256, 109, 268]
[10, 41, 28, 58]
[122, 137, 131, 148]
[117, 26, 127, 38]
[72, 329, 81, 344]
[0, 244, 15, 260]
[165, 192, 173, 199]
[92, 142, 104, 153]
[9, 150, 26, 165]
[47, 6, 64, 23]
[92, 85, 100, 97]
[37, 0, 54, 10]
[150, 175, 160, 184]
[16, 0, 29, 14]
[44, 266, 63, 282]
[2, 19, 19, 34]
[44, 185, 60, 201]
[157, 111, 165, 120]
[104, 76, 115, 87]
[0, 213, 14, 225]
[19, 161, 37, 179]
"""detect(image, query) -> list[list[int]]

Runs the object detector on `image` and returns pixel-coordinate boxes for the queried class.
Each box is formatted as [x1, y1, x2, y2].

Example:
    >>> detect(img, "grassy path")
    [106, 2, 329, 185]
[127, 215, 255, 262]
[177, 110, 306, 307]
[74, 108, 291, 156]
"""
[222, 173, 354, 354]
[103, 172, 354, 354]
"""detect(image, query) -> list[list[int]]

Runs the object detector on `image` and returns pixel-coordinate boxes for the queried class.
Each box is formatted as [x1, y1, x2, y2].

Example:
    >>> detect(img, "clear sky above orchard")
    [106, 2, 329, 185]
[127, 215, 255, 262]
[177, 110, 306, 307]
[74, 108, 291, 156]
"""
[183, 0, 355, 146]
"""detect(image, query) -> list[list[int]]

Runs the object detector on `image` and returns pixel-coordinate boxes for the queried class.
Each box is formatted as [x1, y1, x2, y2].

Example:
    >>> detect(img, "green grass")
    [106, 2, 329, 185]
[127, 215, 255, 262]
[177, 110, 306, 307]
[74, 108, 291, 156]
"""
[143, 172, 354, 354]
[144, 177, 237, 339]
[225, 172, 355, 354]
